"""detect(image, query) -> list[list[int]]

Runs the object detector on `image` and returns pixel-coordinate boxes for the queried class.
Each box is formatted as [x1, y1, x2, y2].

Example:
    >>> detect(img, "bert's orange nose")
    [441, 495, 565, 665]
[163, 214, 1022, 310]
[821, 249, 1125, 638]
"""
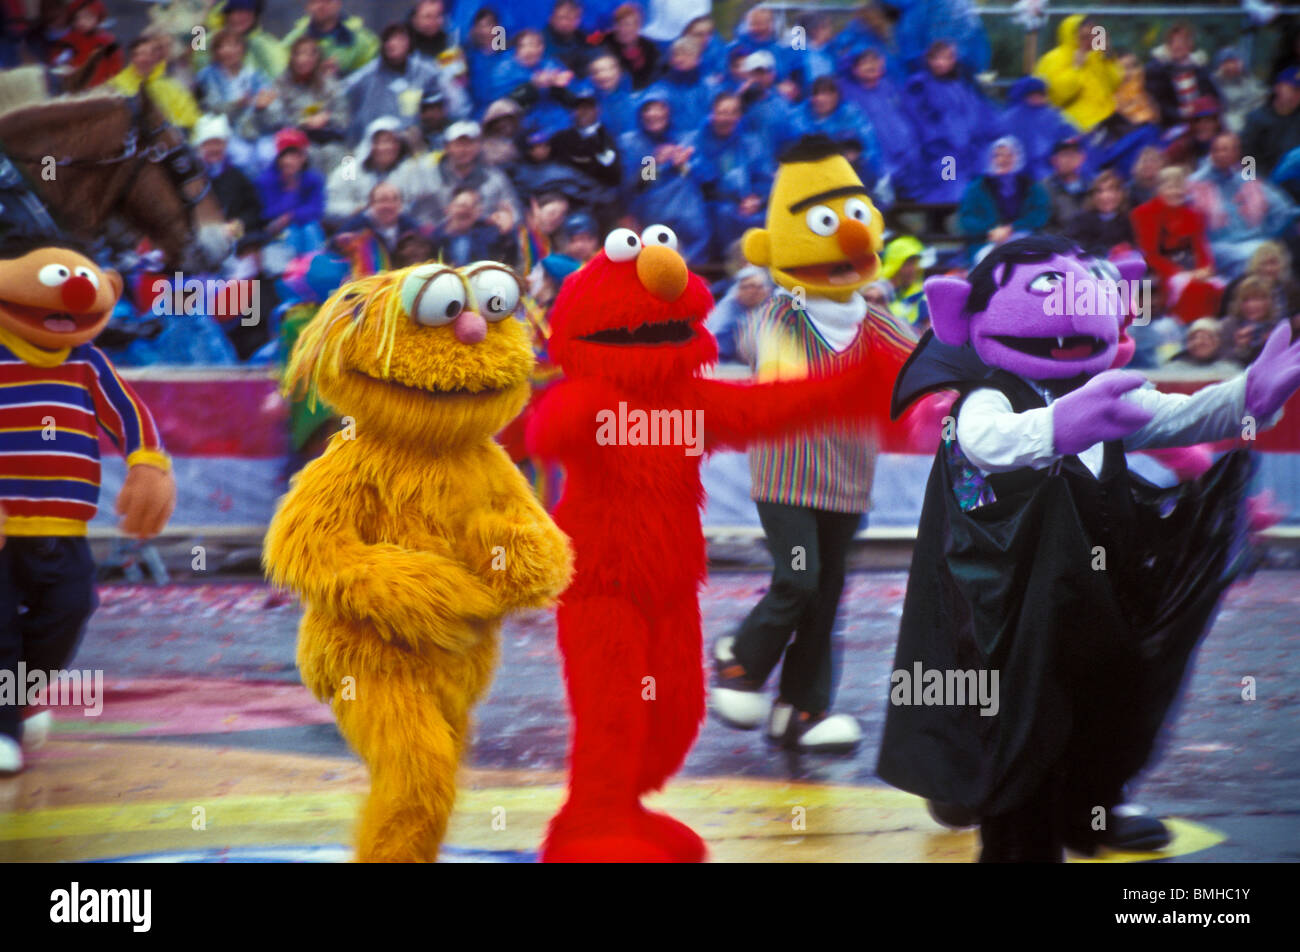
[635, 244, 688, 301]
[61, 275, 97, 312]
[836, 218, 873, 258]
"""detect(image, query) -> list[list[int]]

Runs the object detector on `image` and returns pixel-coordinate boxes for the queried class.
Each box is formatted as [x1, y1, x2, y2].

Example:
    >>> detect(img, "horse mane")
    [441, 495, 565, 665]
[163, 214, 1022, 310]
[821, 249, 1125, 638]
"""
[0, 67, 128, 125]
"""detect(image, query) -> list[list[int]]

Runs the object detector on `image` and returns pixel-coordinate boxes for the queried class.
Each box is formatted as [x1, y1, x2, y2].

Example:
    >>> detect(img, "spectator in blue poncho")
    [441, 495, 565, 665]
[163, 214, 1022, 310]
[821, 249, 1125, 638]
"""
[786, 11, 838, 92]
[957, 135, 1051, 262]
[619, 90, 710, 264]
[587, 51, 638, 137]
[902, 40, 997, 203]
[829, 2, 907, 83]
[490, 27, 574, 120]
[545, 0, 592, 74]
[687, 91, 769, 260]
[736, 50, 798, 159]
[464, 8, 506, 110]
[839, 48, 914, 201]
[793, 77, 880, 182]
[895, 0, 991, 76]
[682, 14, 729, 85]
[658, 35, 718, 134]
[998, 76, 1078, 181]
[726, 5, 792, 81]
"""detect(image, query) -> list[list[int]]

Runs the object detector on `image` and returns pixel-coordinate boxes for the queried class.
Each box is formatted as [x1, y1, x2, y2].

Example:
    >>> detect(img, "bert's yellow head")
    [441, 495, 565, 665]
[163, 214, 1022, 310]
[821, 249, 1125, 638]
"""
[287, 261, 534, 448]
[742, 138, 885, 302]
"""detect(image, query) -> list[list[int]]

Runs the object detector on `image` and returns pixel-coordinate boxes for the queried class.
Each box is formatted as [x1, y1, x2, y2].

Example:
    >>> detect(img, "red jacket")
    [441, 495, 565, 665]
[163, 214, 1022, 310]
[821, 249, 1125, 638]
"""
[1131, 195, 1215, 281]
[47, 28, 122, 89]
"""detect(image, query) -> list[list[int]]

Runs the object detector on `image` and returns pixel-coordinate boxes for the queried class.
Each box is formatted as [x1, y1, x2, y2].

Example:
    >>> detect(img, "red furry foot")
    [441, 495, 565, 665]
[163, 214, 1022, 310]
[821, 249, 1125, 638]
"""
[638, 808, 707, 863]
[541, 805, 677, 863]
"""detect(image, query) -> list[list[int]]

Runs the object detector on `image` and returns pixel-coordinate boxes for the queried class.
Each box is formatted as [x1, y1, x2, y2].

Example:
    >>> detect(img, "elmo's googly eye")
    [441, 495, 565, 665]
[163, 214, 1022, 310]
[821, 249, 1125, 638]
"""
[640, 224, 678, 251]
[74, 266, 100, 289]
[605, 228, 641, 262]
[470, 269, 520, 322]
[401, 266, 466, 326]
[843, 198, 872, 224]
[38, 263, 71, 287]
[806, 205, 838, 236]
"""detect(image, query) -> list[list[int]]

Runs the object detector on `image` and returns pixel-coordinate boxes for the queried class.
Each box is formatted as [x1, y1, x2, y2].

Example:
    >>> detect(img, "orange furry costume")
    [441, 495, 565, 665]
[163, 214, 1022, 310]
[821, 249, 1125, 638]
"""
[264, 261, 573, 861]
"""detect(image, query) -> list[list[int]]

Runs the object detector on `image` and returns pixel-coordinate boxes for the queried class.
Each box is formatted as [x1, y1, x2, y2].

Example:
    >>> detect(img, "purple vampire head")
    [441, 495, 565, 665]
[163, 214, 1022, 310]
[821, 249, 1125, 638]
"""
[923, 235, 1145, 381]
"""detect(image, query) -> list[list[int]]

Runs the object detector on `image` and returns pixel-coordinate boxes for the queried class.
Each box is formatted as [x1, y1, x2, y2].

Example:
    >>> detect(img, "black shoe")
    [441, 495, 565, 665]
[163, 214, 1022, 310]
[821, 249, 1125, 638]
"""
[1065, 805, 1171, 855]
[928, 800, 978, 829]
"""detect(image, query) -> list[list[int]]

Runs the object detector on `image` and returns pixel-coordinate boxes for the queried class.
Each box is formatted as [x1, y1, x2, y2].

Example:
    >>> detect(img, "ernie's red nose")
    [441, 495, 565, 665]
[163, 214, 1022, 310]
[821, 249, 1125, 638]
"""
[61, 275, 97, 312]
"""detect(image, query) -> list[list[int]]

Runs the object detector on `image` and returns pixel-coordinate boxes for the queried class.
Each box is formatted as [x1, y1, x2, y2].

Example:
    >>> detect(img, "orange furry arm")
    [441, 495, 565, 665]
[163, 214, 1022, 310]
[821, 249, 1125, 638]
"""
[467, 474, 575, 612]
[264, 471, 500, 653]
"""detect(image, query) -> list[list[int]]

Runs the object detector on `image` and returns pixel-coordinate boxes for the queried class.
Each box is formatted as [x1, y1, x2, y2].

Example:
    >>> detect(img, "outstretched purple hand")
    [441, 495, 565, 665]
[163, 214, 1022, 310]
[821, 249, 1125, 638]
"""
[1245, 322, 1300, 420]
[1052, 370, 1155, 457]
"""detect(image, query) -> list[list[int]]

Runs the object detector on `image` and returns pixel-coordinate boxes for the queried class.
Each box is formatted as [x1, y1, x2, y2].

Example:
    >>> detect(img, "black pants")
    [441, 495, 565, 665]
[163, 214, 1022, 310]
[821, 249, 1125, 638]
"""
[0, 537, 98, 741]
[731, 501, 863, 714]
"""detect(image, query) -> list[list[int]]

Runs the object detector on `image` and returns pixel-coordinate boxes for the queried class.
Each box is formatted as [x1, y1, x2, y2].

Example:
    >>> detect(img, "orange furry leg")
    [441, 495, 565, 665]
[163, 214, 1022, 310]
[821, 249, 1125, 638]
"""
[325, 632, 495, 862]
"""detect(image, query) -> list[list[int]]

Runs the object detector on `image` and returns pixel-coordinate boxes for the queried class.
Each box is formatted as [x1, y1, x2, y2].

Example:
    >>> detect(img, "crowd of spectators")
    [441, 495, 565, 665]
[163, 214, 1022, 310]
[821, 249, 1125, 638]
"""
[3, 0, 1300, 374]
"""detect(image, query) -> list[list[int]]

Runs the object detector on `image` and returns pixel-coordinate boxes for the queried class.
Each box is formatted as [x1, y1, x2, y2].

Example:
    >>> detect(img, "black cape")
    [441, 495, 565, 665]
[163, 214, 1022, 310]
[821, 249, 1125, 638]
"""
[877, 331, 1255, 817]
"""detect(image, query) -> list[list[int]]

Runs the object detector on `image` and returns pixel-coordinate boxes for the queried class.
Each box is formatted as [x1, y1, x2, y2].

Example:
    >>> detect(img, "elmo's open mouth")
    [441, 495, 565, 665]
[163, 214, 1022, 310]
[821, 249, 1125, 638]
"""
[579, 320, 695, 346]
[992, 334, 1109, 361]
[0, 300, 100, 334]
[782, 254, 878, 286]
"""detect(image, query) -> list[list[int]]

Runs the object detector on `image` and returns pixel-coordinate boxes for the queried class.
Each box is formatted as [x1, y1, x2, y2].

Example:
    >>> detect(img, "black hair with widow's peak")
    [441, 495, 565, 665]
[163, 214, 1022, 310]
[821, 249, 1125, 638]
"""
[965, 234, 1081, 314]
[777, 134, 845, 166]
[0, 232, 94, 262]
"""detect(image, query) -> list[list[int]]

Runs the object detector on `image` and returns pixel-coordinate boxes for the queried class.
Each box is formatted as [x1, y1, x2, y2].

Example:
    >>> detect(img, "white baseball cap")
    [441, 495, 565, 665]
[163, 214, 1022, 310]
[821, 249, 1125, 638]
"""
[446, 120, 482, 140]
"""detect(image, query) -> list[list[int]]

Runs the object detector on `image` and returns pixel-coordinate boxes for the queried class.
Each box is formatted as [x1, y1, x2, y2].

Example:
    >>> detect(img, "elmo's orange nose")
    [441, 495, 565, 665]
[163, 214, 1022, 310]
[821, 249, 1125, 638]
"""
[61, 275, 97, 312]
[636, 244, 688, 301]
[836, 218, 874, 258]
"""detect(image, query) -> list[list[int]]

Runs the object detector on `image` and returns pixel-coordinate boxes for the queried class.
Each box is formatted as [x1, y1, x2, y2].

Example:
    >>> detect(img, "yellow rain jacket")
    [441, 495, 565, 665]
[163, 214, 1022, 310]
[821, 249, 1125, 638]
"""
[109, 61, 201, 129]
[1033, 14, 1123, 131]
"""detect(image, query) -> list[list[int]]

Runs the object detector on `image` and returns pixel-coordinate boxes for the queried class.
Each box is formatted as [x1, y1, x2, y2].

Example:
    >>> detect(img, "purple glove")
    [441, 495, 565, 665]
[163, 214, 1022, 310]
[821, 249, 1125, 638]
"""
[1052, 370, 1155, 457]
[1245, 322, 1300, 420]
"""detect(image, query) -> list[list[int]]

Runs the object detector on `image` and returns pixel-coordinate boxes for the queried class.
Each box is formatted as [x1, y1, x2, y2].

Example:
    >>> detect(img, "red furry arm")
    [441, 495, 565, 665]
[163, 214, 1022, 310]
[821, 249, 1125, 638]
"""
[525, 376, 615, 461]
[694, 320, 910, 452]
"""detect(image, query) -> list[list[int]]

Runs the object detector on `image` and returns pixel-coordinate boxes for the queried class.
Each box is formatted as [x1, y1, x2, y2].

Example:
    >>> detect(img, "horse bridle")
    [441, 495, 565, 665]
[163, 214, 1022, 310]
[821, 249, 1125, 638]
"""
[6, 95, 212, 217]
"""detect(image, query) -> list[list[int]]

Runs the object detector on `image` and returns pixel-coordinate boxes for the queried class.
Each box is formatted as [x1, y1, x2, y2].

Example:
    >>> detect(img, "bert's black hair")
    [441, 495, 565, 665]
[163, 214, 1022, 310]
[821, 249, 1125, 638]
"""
[777, 134, 845, 165]
[965, 233, 1081, 314]
[0, 232, 94, 262]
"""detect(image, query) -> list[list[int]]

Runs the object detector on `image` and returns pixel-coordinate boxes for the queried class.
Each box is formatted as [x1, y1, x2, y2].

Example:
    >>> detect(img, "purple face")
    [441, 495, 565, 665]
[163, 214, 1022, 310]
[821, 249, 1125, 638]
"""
[929, 253, 1125, 380]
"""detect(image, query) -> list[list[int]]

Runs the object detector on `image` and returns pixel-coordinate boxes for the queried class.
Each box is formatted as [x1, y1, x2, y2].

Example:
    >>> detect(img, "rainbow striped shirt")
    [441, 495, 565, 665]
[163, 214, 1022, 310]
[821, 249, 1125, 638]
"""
[739, 294, 915, 514]
[0, 330, 167, 536]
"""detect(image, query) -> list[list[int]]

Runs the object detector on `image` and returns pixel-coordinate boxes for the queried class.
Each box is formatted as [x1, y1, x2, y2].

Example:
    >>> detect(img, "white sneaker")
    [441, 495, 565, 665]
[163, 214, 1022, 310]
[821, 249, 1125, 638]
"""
[0, 735, 22, 775]
[710, 636, 767, 730]
[767, 701, 794, 741]
[781, 712, 863, 753]
[22, 710, 52, 750]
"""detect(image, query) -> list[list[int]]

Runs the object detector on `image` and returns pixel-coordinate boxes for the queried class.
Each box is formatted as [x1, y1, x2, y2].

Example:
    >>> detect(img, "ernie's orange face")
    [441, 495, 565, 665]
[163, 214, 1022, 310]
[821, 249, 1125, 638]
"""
[0, 248, 122, 350]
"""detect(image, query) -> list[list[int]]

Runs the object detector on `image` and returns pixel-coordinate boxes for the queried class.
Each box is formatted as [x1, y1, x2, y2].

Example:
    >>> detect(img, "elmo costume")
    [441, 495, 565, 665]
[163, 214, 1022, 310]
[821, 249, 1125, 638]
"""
[526, 222, 904, 862]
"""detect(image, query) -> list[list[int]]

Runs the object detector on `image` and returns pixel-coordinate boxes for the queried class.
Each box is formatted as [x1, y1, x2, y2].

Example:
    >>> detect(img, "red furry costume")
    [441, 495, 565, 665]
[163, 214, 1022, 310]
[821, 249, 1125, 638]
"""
[526, 229, 905, 862]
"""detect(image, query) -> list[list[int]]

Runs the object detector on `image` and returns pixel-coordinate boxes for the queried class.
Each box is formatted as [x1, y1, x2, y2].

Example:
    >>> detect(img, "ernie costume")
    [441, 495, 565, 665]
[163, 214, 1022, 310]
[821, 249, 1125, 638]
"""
[0, 238, 175, 775]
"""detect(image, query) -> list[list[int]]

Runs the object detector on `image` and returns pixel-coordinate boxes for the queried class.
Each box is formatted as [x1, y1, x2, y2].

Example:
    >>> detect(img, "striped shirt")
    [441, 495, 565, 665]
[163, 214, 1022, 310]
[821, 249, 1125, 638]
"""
[0, 330, 167, 536]
[738, 293, 915, 514]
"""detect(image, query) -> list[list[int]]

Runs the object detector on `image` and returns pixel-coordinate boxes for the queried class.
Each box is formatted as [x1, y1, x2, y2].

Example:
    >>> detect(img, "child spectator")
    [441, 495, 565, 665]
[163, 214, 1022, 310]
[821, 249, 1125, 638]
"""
[1144, 22, 1219, 128]
[1131, 165, 1225, 322]
[1067, 169, 1136, 258]
[879, 235, 933, 330]
[46, 0, 122, 89]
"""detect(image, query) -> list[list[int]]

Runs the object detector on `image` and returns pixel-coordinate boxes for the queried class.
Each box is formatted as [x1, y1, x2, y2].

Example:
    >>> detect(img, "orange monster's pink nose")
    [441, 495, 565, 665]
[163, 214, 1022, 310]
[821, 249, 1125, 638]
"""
[453, 309, 487, 344]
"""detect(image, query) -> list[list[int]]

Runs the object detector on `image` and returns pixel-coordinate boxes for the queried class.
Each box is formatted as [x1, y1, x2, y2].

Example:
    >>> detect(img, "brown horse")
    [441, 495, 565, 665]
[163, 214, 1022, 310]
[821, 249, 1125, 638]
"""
[0, 78, 228, 270]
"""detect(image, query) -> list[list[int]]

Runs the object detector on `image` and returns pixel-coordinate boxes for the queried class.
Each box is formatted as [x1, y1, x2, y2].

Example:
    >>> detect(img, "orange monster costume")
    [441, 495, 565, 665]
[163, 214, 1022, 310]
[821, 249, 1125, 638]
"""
[264, 261, 573, 861]
[0, 237, 175, 775]
[526, 212, 905, 862]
